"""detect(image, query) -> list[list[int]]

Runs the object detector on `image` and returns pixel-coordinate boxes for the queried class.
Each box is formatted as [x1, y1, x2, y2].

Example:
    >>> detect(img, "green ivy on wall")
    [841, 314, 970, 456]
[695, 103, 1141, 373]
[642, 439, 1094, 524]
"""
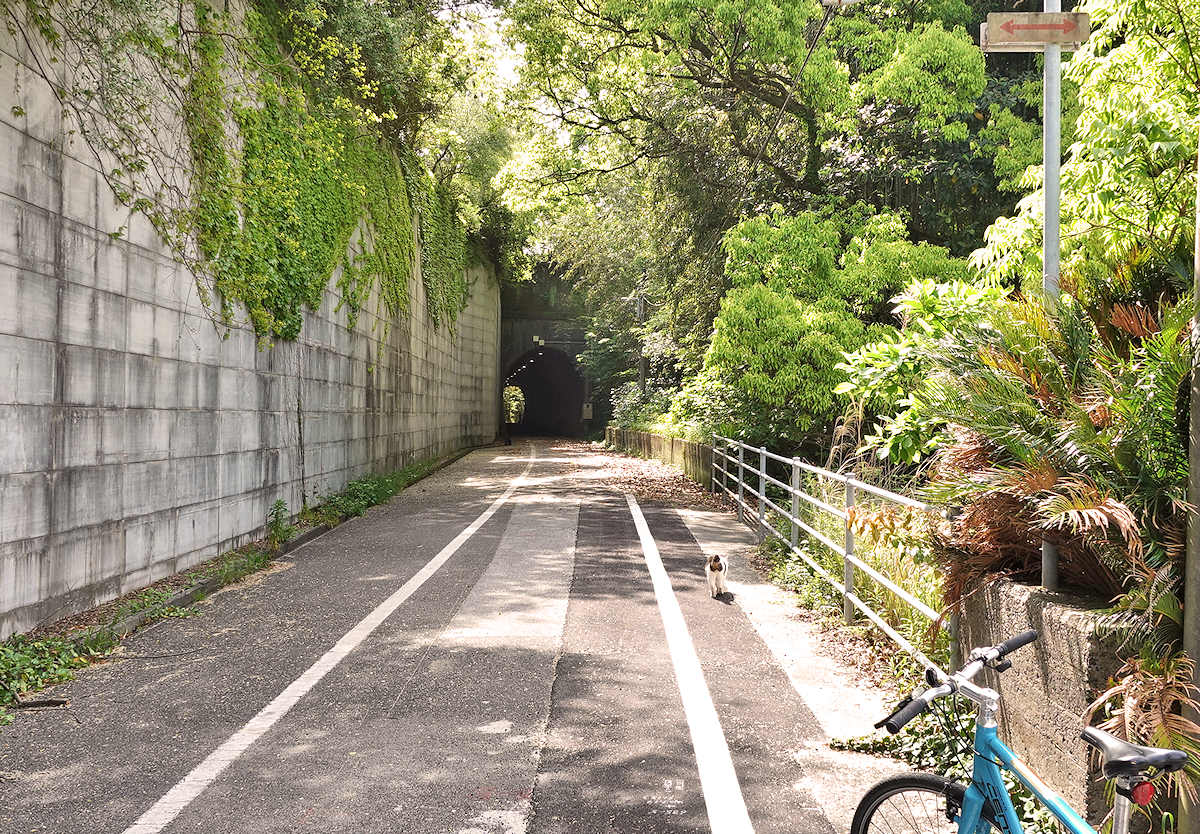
[4, 0, 478, 344]
[416, 177, 470, 329]
[177, 1, 470, 343]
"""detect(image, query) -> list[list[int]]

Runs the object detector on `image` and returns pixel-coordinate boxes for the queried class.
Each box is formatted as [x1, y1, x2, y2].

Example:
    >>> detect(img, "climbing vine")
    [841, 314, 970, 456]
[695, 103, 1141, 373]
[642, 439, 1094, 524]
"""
[2, 0, 473, 344]
[415, 176, 470, 328]
[180, 0, 469, 341]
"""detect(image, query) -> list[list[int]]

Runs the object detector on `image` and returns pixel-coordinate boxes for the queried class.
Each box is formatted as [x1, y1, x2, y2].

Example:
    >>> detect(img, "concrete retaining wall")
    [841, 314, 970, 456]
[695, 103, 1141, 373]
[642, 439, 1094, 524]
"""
[0, 30, 501, 638]
[962, 580, 1120, 823]
[606, 427, 713, 488]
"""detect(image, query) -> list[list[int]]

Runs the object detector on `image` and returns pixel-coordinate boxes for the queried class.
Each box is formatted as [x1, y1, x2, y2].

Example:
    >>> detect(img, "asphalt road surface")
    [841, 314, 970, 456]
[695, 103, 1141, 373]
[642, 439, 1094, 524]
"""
[0, 440, 863, 834]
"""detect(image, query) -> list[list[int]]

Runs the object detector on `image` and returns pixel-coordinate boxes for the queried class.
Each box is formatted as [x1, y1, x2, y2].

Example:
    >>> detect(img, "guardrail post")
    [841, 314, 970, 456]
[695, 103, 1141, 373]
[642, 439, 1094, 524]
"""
[710, 434, 717, 494]
[843, 477, 856, 624]
[758, 447, 767, 531]
[789, 459, 800, 548]
[736, 443, 745, 521]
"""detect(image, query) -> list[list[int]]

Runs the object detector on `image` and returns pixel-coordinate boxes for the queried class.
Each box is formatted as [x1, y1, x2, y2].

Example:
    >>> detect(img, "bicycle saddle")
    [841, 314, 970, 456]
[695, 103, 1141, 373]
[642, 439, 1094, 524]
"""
[1081, 726, 1188, 777]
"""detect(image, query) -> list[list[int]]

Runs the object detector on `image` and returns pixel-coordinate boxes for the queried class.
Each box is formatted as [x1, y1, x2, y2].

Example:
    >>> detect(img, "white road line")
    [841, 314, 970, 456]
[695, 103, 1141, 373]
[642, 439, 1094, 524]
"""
[624, 493, 756, 834]
[122, 448, 537, 834]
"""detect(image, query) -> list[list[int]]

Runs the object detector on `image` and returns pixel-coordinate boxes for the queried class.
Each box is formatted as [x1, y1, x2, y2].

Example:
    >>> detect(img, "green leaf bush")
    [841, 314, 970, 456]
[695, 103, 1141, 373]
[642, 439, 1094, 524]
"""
[660, 209, 964, 451]
[183, 2, 469, 342]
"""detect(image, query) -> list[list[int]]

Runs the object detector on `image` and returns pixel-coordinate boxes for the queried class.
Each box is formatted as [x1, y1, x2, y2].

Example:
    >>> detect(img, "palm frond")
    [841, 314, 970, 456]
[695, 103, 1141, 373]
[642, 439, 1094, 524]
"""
[1111, 302, 1159, 339]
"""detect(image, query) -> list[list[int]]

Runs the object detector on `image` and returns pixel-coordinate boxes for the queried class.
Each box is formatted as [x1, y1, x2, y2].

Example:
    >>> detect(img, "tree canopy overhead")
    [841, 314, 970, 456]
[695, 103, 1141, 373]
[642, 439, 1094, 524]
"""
[508, 0, 990, 214]
[499, 0, 1047, 434]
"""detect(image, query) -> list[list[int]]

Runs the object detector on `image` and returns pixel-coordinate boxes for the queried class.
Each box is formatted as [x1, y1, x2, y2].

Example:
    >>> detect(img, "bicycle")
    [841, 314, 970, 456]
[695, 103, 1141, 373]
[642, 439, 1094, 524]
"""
[851, 630, 1188, 834]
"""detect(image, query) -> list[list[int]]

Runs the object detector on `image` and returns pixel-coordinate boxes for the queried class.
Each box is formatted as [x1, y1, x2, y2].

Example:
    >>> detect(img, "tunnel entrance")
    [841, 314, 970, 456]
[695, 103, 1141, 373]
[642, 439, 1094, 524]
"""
[505, 347, 586, 437]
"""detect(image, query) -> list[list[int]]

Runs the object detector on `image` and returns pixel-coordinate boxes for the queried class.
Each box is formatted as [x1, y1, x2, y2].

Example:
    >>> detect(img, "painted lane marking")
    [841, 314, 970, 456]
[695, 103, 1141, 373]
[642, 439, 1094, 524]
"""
[624, 494, 756, 834]
[122, 448, 537, 834]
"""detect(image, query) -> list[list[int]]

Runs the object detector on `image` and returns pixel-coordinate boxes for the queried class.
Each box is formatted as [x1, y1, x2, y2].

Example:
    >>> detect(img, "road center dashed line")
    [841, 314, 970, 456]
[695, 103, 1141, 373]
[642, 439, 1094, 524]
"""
[121, 448, 537, 834]
[624, 493, 756, 834]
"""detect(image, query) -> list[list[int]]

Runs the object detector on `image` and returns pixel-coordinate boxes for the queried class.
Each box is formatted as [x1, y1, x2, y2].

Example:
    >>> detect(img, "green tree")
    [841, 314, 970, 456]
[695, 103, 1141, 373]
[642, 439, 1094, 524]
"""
[503, 386, 526, 423]
[700, 286, 871, 448]
[836, 279, 1005, 463]
[974, 0, 1200, 307]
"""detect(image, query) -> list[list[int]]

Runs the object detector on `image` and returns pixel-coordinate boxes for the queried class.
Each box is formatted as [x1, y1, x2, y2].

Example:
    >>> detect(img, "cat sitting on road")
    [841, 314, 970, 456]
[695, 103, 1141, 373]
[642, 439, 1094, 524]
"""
[705, 554, 728, 599]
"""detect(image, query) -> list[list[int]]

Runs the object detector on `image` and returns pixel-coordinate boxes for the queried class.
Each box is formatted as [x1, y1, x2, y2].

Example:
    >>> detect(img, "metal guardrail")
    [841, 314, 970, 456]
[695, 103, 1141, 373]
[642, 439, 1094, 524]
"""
[711, 434, 955, 670]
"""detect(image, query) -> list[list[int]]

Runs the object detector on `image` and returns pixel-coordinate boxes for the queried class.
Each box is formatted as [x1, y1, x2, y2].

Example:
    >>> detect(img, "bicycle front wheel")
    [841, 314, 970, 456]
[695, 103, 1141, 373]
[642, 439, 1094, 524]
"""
[851, 772, 995, 834]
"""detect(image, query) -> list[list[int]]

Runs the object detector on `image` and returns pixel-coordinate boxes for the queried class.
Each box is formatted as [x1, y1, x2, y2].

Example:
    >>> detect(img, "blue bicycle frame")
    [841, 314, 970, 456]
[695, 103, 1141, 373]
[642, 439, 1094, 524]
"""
[955, 724, 1096, 834]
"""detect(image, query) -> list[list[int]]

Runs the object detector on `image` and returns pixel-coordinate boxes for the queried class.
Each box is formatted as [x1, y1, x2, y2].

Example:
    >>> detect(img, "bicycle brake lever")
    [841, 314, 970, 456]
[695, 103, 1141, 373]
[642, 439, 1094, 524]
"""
[993, 659, 1012, 673]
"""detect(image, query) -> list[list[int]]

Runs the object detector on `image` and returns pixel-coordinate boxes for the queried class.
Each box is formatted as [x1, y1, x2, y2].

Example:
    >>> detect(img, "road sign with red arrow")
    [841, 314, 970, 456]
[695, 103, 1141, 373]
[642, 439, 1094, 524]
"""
[983, 12, 1089, 48]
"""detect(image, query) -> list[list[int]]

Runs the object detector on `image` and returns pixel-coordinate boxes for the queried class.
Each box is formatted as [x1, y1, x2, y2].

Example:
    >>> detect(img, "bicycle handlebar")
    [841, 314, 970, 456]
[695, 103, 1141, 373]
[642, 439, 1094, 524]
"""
[877, 630, 1040, 735]
[880, 695, 931, 733]
[995, 629, 1038, 659]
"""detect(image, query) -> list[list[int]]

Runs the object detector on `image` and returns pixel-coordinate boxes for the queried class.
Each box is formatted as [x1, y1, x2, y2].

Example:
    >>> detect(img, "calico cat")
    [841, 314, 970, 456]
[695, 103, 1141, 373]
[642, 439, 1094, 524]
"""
[705, 554, 728, 598]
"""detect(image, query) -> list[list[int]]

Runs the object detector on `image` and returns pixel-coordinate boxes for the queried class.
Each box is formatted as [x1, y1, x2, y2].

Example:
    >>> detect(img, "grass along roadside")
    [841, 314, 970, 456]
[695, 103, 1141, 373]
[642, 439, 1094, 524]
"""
[752, 481, 949, 688]
[0, 447, 470, 726]
[751, 497, 1063, 834]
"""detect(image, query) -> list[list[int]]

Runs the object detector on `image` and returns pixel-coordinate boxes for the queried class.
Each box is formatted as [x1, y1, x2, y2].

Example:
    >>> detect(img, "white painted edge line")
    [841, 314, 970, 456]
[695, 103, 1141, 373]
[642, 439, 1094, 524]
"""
[122, 447, 537, 834]
[624, 494, 756, 834]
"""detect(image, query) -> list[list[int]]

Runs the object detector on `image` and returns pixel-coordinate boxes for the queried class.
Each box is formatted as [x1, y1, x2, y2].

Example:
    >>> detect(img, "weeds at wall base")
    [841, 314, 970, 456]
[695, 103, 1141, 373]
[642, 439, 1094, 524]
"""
[0, 451, 454, 726]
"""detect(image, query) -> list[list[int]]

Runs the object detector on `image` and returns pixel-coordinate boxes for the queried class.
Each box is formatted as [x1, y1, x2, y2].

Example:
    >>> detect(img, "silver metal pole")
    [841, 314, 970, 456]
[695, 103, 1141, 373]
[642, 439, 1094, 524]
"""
[844, 478, 856, 623]
[1180, 135, 1200, 834]
[737, 443, 745, 521]
[1044, 46, 1061, 299]
[949, 610, 962, 671]
[1111, 789, 1132, 834]
[758, 447, 767, 530]
[790, 459, 801, 548]
[1041, 0, 1062, 591]
[710, 435, 716, 494]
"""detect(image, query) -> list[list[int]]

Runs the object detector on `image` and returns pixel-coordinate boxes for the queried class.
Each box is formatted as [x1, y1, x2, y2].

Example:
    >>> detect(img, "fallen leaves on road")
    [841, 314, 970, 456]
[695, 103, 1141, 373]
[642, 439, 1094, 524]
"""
[541, 439, 733, 511]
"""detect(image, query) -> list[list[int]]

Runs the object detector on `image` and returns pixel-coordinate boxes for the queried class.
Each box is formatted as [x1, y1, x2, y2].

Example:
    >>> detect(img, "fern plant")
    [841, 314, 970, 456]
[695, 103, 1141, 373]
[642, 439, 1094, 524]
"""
[915, 292, 1197, 799]
[918, 293, 1191, 617]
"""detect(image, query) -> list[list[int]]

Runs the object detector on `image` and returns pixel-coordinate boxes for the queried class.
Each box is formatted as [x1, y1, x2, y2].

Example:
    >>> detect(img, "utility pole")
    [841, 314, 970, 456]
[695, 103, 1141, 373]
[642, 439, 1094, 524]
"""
[984, 5, 1086, 591]
[637, 292, 647, 396]
[1041, 0, 1062, 592]
[1182, 140, 1200, 834]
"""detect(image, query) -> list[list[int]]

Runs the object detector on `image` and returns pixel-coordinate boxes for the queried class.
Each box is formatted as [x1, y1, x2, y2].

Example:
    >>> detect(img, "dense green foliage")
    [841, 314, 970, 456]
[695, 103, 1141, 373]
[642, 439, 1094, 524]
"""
[503, 385, 526, 424]
[917, 294, 1191, 604]
[836, 280, 1007, 462]
[504, 0, 1041, 418]
[183, 1, 475, 340]
[660, 209, 969, 450]
[702, 287, 869, 447]
[0, 633, 113, 717]
[976, 0, 1200, 307]
[3, 0, 527, 345]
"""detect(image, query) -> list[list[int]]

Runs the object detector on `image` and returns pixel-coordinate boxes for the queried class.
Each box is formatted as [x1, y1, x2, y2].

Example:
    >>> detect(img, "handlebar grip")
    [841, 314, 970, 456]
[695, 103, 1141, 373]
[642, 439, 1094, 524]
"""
[996, 630, 1038, 659]
[882, 697, 929, 734]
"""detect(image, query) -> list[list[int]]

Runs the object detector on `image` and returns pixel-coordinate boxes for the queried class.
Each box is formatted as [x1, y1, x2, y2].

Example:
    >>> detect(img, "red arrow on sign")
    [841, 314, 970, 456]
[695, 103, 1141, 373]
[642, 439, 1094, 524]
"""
[1000, 18, 1076, 34]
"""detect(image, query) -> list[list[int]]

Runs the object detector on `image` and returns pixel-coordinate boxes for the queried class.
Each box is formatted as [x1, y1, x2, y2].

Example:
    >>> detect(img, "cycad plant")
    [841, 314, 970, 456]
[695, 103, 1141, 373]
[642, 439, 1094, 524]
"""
[920, 293, 1190, 607]
[917, 293, 1198, 793]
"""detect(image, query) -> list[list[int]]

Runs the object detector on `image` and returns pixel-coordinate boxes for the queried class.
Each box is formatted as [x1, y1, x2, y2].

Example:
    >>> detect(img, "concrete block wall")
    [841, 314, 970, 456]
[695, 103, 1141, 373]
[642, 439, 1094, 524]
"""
[0, 29, 501, 638]
[962, 579, 1121, 824]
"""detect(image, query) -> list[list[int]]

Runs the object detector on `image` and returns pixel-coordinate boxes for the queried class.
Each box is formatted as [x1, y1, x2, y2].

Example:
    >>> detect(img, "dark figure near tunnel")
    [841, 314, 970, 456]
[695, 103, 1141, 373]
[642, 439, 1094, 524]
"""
[505, 347, 586, 437]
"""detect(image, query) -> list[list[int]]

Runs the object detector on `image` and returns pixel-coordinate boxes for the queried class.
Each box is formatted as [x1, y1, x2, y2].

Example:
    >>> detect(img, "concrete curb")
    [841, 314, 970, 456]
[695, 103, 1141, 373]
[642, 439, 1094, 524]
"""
[97, 520, 335, 642]
[69, 443, 484, 652]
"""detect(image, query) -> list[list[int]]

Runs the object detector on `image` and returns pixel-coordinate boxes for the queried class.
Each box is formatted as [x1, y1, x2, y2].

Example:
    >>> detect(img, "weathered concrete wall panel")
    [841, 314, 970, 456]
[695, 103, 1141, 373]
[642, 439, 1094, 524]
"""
[0, 29, 501, 638]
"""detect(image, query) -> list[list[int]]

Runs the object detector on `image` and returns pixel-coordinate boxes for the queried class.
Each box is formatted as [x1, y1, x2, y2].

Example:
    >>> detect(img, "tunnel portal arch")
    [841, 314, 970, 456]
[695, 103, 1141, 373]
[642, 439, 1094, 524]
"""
[505, 347, 586, 437]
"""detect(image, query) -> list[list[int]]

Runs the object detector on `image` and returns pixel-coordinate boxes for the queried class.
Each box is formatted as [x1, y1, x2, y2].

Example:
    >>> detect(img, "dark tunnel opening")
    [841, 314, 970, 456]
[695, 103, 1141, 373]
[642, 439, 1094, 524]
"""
[505, 347, 586, 437]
